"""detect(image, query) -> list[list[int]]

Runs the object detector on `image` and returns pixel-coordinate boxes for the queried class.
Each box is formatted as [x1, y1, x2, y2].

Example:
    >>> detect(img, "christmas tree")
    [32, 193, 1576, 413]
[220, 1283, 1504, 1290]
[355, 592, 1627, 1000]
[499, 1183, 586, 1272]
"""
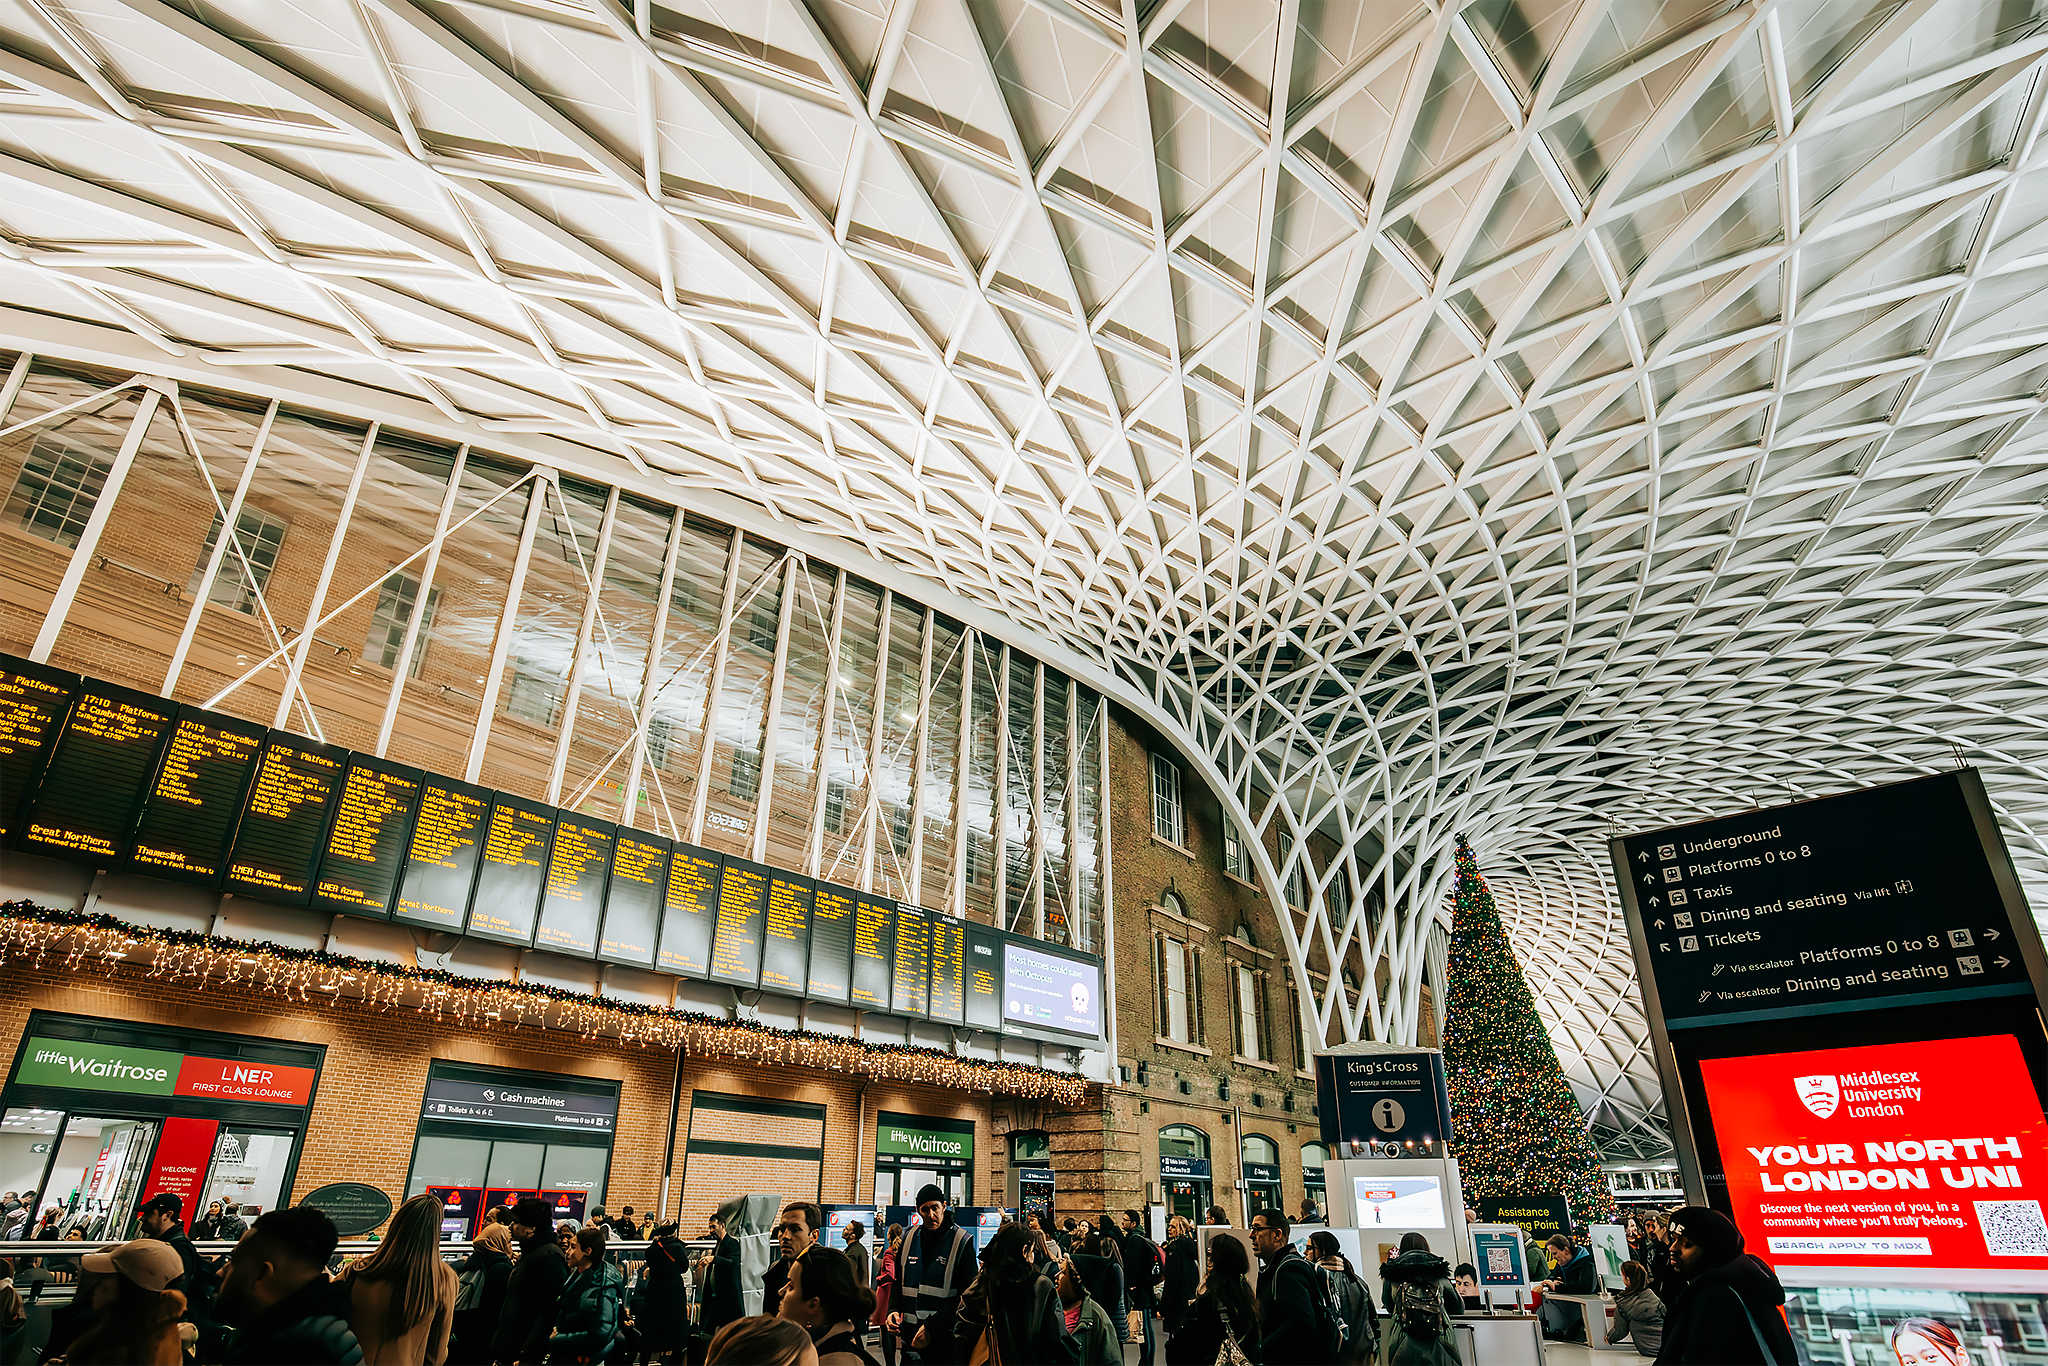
[1443, 835, 1616, 1224]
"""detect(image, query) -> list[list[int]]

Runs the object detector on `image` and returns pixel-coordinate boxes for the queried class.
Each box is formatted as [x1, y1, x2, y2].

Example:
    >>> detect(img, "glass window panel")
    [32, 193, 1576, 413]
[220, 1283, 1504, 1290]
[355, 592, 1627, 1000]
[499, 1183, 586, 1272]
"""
[485, 1140, 545, 1188]
[0, 363, 145, 661]
[700, 536, 779, 854]
[384, 451, 529, 776]
[204, 1128, 293, 1218]
[193, 508, 289, 613]
[1073, 688, 1102, 952]
[819, 578, 882, 885]
[1242, 1135, 1278, 1165]
[478, 476, 606, 798]
[962, 634, 1001, 923]
[539, 1144, 607, 1195]
[1041, 670, 1070, 945]
[555, 496, 668, 822]
[0, 1106, 61, 1200]
[45, 1117, 157, 1240]
[1163, 937, 1188, 1042]
[762, 564, 833, 870]
[920, 617, 964, 910]
[365, 573, 438, 678]
[1159, 1125, 1206, 1159]
[872, 599, 923, 900]
[407, 1135, 491, 1196]
[630, 515, 727, 834]
[1003, 650, 1034, 932]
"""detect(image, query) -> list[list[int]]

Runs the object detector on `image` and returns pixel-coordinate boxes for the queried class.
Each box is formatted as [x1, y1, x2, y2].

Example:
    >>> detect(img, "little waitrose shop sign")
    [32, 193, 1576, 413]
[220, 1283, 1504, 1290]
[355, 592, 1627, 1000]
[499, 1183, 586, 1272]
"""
[877, 1123, 974, 1159]
[17, 1038, 315, 1106]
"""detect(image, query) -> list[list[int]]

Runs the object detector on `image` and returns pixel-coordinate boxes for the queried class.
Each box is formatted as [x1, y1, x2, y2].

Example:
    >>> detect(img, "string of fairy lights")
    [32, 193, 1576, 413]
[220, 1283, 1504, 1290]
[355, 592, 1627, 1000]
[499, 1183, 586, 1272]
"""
[1442, 839, 1618, 1223]
[0, 901, 1091, 1105]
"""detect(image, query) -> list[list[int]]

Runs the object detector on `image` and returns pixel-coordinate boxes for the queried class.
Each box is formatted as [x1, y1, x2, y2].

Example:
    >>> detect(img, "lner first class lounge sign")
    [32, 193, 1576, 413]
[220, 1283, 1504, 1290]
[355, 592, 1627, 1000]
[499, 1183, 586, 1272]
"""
[1612, 770, 2033, 1030]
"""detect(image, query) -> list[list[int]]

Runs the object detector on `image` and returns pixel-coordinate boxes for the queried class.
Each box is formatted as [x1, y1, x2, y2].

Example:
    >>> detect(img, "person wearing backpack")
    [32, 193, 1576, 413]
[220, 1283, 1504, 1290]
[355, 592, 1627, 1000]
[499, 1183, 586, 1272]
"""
[1248, 1210, 1339, 1366]
[1378, 1233, 1461, 1366]
[1119, 1208, 1164, 1366]
[1305, 1232, 1377, 1366]
[451, 1222, 513, 1364]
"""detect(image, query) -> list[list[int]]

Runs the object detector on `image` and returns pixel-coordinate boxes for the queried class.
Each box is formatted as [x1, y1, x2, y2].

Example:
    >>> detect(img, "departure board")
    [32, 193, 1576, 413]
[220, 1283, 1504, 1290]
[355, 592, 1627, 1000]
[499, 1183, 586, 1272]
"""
[891, 904, 931, 1017]
[965, 924, 1003, 1031]
[851, 893, 895, 1008]
[395, 779, 490, 930]
[23, 683, 176, 862]
[223, 735, 347, 903]
[312, 757, 424, 917]
[536, 816, 613, 957]
[761, 873, 813, 995]
[600, 830, 667, 968]
[658, 843, 720, 978]
[928, 914, 966, 1024]
[0, 654, 77, 844]
[466, 796, 555, 944]
[710, 856, 770, 986]
[808, 881, 856, 1002]
[126, 706, 266, 883]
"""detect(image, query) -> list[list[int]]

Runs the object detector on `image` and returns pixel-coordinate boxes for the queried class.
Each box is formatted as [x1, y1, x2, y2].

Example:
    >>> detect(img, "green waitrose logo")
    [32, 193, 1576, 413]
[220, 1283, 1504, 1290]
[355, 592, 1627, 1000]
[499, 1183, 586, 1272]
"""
[878, 1125, 972, 1159]
[16, 1038, 181, 1095]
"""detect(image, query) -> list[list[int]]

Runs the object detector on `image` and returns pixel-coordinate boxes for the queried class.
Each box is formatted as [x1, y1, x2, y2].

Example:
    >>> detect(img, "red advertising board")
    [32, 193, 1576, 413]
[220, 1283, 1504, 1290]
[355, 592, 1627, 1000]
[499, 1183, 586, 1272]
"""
[1700, 1034, 2048, 1273]
[142, 1116, 219, 1215]
[173, 1056, 316, 1106]
[483, 1188, 587, 1227]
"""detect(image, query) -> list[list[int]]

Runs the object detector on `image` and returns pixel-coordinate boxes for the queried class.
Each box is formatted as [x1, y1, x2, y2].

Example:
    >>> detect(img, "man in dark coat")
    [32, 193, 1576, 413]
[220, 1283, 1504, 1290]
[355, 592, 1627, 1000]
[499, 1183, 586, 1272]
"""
[1536, 1233, 1598, 1340]
[138, 1193, 217, 1333]
[700, 1202, 747, 1343]
[1654, 1207, 1796, 1365]
[492, 1196, 570, 1363]
[216, 1205, 363, 1365]
[1250, 1209, 1324, 1366]
[764, 1202, 821, 1314]
[1119, 1208, 1163, 1366]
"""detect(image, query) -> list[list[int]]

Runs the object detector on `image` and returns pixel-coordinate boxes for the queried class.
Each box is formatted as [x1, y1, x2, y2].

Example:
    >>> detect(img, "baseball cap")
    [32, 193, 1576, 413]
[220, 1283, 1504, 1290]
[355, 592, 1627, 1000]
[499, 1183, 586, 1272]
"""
[139, 1193, 183, 1218]
[82, 1239, 186, 1292]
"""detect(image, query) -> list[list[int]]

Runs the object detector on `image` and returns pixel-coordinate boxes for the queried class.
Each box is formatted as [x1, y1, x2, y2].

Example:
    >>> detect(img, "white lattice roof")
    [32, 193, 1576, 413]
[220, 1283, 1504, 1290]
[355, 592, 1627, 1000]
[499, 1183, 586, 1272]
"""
[6, 0, 2048, 1048]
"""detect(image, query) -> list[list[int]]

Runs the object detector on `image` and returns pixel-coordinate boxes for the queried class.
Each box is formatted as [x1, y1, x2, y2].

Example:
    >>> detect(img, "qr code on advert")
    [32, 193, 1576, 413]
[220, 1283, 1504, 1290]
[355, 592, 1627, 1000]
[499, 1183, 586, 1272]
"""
[1978, 1201, 2048, 1256]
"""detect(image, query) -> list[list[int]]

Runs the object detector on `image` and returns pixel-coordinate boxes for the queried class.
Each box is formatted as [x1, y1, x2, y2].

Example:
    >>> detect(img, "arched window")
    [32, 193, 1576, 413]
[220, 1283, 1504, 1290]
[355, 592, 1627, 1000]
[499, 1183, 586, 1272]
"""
[1301, 1142, 1329, 1174]
[1241, 1134, 1278, 1165]
[1160, 1125, 1208, 1160]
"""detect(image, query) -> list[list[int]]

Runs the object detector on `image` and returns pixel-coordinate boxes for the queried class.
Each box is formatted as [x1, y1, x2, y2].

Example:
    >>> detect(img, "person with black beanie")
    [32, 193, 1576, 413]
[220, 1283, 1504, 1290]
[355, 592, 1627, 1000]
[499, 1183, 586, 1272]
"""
[1652, 1207, 1796, 1365]
[492, 1196, 569, 1363]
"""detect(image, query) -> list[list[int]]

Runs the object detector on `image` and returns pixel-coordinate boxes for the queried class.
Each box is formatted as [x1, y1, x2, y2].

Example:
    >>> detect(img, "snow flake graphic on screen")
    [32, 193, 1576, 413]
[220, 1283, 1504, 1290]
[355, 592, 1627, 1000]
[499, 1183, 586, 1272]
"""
[1795, 1075, 1840, 1119]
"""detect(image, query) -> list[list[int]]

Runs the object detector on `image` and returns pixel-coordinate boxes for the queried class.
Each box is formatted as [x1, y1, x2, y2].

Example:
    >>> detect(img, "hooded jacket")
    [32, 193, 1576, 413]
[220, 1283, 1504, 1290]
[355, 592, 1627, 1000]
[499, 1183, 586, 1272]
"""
[491, 1230, 568, 1362]
[1376, 1250, 1461, 1366]
[1654, 1252, 1796, 1366]
[222, 1275, 364, 1365]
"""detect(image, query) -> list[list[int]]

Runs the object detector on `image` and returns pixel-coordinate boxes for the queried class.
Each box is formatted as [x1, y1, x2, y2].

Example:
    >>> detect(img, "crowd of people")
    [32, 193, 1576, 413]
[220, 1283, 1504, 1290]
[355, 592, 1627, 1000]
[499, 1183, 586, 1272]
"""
[0, 1183, 1822, 1366]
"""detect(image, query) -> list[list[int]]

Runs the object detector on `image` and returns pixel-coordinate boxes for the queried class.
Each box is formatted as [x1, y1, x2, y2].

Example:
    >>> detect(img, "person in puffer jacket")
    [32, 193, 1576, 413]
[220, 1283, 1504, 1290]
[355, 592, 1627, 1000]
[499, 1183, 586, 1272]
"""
[1610, 1261, 1665, 1358]
[547, 1225, 624, 1364]
[215, 1206, 364, 1365]
[1377, 1233, 1461, 1366]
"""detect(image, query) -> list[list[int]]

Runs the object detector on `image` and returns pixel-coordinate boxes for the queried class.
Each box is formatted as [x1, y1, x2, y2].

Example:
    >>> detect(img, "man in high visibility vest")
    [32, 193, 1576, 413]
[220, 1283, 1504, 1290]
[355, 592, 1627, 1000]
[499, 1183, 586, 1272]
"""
[886, 1185, 976, 1365]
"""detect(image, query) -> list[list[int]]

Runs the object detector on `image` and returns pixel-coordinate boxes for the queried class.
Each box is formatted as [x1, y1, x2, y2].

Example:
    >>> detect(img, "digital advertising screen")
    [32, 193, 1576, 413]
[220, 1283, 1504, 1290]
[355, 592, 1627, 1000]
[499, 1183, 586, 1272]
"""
[1350, 1175, 1447, 1229]
[1002, 941, 1103, 1040]
[1698, 1033, 2048, 1276]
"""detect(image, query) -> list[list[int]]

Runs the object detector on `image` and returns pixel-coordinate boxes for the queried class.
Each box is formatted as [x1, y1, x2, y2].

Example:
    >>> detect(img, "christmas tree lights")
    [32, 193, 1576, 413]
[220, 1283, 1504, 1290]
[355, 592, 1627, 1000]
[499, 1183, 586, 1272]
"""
[1443, 838, 1617, 1225]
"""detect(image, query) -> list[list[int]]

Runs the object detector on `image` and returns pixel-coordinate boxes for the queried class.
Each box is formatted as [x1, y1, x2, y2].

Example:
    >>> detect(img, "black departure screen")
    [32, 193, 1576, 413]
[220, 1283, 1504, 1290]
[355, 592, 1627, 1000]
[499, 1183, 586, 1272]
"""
[0, 653, 77, 844]
[851, 893, 895, 1009]
[126, 705, 266, 883]
[761, 873, 812, 995]
[224, 734, 348, 903]
[600, 829, 667, 968]
[711, 857, 770, 987]
[891, 904, 931, 1017]
[312, 757, 424, 917]
[395, 779, 491, 930]
[965, 924, 1003, 1031]
[22, 682, 174, 862]
[466, 796, 555, 945]
[659, 842, 720, 978]
[928, 914, 966, 1024]
[808, 881, 856, 1002]
[536, 815, 612, 957]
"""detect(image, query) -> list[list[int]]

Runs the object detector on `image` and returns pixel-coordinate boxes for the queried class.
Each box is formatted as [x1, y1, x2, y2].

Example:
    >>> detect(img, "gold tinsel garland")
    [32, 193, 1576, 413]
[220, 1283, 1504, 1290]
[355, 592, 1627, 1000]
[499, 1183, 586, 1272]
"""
[0, 905, 1092, 1106]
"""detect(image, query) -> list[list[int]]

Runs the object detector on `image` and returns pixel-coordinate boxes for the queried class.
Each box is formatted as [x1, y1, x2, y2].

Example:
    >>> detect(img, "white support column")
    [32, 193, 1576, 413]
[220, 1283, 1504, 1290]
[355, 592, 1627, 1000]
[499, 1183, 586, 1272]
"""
[376, 445, 468, 757]
[30, 382, 162, 663]
[905, 606, 934, 907]
[750, 554, 799, 861]
[950, 629, 973, 917]
[164, 399, 276, 697]
[548, 484, 621, 804]
[806, 571, 847, 876]
[688, 528, 745, 843]
[466, 469, 552, 782]
[858, 589, 893, 891]
[274, 422, 378, 732]
[1031, 658, 1046, 940]
[0, 352, 32, 425]
[623, 507, 685, 829]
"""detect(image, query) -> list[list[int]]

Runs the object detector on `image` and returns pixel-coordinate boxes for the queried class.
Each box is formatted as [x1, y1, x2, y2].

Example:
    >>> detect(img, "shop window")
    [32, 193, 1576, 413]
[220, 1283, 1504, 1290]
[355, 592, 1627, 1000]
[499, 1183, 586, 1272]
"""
[1160, 1125, 1207, 1160]
[365, 571, 437, 675]
[1224, 821, 1246, 879]
[1242, 1134, 1277, 1164]
[5, 427, 114, 547]
[192, 507, 287, 614]
[1010, 1131, 1052, 1163]
[1301, 1142, 1328, 1185]
[1151, 754, 1184, 846]
[1285, 863, 1307, 912]
[1233, 966, 1270, 1063]
[874, 1110, 975, 1211]
[1159, 1125, 1211, 1224]
[485, 1141, 545, 1188]
[405, 1061, 619, 1233]
[1156, 934, 1203, 1045]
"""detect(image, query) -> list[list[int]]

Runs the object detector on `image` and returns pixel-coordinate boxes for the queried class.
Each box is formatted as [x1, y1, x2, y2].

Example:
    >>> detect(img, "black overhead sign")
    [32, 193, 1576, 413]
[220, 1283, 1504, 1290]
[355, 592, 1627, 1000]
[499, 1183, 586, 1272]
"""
[22, 680, 174, 861]
[421, 1076, 618, 1133]
[394, 779, 489, 930]
[127, 706, 266, 883]
[1612, 769, 2034, 1030]
[313, 756, 423, 917]
[1315, 1048, 1453, 1150]
[0, 656, 77, 844]
[225, 735, 347, 904]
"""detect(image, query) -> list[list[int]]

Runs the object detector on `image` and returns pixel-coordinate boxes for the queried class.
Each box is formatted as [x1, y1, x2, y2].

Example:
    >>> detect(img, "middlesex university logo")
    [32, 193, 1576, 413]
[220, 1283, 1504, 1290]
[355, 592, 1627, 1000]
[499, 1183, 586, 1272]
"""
[1795, 1075, 1841, 1118]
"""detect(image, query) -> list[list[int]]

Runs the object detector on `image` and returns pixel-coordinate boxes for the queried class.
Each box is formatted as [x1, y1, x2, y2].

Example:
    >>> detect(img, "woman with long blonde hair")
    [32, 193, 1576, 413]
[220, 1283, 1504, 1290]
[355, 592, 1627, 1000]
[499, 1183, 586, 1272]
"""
[346, 1191, 461, 1365]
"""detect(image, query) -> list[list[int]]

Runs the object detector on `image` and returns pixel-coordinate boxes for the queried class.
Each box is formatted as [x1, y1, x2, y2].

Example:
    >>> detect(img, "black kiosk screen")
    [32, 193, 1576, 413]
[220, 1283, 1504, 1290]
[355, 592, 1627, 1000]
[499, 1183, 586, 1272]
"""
[808, 883, 855, 1002]
[600, 831, 667, 967]
[851, 895, 894, 1009]
[965, 925, 1002, 1031]
[658, 844, 720, 978]
[711, 858, 770, 986]
[536, 816, 612, 957]
[761, 874, 812, 995]
[467, 797, 554, 944]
